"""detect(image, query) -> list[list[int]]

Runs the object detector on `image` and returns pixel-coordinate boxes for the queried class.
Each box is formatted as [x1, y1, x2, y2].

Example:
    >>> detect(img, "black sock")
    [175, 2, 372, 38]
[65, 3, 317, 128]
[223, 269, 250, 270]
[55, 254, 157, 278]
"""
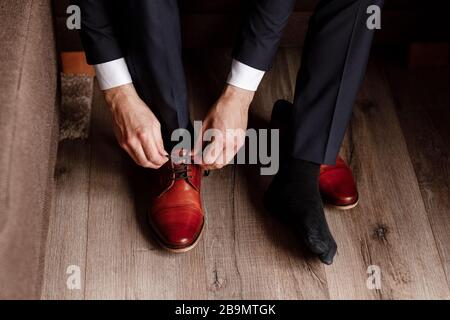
[266, 157, 337, 265]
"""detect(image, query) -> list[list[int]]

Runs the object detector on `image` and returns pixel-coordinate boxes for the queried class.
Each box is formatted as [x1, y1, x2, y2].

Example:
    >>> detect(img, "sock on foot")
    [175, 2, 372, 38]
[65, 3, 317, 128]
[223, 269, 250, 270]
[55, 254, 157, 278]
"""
[266, 157, 337, 265]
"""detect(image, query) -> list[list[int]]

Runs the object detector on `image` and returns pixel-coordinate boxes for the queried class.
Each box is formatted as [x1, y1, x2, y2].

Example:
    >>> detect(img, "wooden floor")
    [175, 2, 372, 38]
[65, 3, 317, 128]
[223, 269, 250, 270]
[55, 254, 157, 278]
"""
[41, 49, 450, 300]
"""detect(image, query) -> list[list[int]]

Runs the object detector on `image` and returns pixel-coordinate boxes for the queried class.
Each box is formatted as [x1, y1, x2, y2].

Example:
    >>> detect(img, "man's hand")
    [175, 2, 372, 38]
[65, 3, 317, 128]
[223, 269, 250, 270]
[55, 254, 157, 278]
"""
[104, 84, 168, 169]
[194, 85, 255, 170]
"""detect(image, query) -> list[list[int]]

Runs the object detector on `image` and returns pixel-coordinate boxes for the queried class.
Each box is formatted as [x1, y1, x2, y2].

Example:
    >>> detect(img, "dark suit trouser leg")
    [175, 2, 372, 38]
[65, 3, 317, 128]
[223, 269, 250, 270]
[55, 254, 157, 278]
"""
[124, 0, 188, 146]
[292, 0, 383, 165]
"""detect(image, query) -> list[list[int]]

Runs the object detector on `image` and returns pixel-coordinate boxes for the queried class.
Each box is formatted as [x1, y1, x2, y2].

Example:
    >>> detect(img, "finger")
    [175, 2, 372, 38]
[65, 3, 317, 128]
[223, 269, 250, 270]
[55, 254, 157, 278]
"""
[140, 136, 167, 167]
[128, 139, 159, 169]
[211, 148, 226, 169]
[223, 142, 241, 165]
[214, 141, 240, 169]
[136, 128, 167, 166]
[153, 127, 169, 158]
[203, 136, 224, 165]
[122, 143, 155, 168]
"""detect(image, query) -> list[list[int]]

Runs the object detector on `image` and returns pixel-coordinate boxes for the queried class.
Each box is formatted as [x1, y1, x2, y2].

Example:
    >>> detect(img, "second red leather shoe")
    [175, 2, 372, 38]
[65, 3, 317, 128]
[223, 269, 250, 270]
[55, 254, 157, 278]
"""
[148, 161, 205, 252]
[320, 156, 359, 210]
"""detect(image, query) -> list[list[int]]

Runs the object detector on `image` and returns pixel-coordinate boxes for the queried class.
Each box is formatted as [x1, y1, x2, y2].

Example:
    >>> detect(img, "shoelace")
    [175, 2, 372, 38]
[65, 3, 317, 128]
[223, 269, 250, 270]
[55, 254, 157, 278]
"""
[171, 163, 192, 181]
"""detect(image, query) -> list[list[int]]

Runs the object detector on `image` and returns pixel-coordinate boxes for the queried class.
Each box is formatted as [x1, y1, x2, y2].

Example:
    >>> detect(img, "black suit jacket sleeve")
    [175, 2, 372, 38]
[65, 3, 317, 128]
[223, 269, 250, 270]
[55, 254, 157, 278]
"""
[72, 0, 123, 65]
[233, 0, 296, 71]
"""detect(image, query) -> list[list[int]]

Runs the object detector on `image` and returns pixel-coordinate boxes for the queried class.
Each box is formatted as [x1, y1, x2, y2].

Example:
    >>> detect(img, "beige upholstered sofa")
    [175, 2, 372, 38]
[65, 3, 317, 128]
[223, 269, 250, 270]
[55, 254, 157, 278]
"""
[0, 0, 59, 299]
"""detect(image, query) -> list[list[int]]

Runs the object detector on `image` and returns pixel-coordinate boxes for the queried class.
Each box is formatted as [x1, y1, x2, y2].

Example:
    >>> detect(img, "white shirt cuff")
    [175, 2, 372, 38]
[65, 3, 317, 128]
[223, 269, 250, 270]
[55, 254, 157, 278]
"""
[94, 58, 133, 90]
[227, 59, 265, 92]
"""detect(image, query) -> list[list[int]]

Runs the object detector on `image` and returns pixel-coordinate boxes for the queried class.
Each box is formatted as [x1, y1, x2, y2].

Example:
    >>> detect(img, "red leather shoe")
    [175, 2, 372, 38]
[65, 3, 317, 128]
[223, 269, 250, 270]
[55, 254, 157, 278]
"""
[319, 156, 359, 210]
[148, 161, 205, 252]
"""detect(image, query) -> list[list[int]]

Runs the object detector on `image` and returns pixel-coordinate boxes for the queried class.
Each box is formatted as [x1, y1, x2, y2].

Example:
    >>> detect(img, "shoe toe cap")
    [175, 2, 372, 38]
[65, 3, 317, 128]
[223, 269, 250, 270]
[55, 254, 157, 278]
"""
[320, 169, 358, 206]
[150, 207, 204, 249]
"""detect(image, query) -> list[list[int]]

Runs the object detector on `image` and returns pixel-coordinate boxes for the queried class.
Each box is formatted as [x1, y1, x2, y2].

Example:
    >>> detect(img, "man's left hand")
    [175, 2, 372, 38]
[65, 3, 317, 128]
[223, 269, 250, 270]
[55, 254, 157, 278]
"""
[193, 85, 255, 170]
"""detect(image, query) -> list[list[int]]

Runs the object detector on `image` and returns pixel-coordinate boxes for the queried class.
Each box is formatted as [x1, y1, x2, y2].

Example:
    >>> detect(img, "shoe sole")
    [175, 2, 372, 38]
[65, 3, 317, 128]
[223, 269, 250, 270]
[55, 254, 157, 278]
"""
[327, 198, 359, 211]
[148, 207, 207, 254]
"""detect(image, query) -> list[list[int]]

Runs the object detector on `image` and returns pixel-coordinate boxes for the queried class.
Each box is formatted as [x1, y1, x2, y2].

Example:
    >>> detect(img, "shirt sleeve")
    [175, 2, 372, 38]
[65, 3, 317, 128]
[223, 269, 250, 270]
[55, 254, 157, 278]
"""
[226, 59, 265, 92]
[94, 58, 133, 90]
[95, 58, 264, 92]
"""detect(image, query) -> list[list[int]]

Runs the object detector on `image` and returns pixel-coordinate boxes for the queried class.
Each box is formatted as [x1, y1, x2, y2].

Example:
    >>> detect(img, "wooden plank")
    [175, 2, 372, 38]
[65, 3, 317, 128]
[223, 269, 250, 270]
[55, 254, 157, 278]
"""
[386, 64, 450, 289]
[201, 166, 242, 299]
[184, 53, 243, 299]
[231, 49, 329, 299]
[232, 165, 330, 299]
[82, 94, 133, 298]
[41, 140, 90, 299]
[323, 61, 450, 299]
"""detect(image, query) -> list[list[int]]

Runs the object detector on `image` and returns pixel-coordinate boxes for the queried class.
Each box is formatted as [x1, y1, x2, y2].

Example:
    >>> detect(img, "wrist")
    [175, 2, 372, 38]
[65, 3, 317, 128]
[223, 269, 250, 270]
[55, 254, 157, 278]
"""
[222, 84, 255, 110]
[104, 83, 136, 110]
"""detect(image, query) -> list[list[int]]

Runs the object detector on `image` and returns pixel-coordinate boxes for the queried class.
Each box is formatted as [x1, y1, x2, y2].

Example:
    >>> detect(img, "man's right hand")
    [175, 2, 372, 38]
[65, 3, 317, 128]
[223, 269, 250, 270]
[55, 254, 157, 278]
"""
[104, 83, 169, 169]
